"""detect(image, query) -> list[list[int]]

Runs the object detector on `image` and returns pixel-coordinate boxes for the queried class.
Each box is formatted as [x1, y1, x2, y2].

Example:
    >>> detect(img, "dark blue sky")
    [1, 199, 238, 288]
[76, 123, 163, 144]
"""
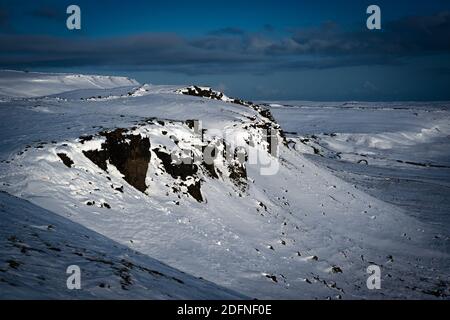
[1, 0, 450, 101]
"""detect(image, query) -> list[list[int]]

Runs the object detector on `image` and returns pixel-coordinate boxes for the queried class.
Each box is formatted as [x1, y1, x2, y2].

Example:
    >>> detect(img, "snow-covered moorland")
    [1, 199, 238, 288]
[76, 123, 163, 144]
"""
[268, 101, 450, 232]
[0, 71, 449, 299]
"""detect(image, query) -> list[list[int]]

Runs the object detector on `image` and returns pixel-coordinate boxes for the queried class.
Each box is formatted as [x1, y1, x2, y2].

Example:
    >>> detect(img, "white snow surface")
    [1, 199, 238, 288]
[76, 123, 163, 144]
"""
[0, 192, 245, 299]
[0, 72, 449, 299]
[0, 70, 139, 98]
[268, 101, 450, 229]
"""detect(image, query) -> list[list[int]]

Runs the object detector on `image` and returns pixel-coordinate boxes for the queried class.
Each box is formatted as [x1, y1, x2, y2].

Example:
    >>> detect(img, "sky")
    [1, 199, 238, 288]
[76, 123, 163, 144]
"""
[0, 0, 450, 101]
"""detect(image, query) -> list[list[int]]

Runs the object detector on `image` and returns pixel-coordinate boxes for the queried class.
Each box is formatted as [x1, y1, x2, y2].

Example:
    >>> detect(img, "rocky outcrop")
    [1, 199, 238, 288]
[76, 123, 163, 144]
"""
[83, 129, 151, 193]
[57, 153, 74, 168]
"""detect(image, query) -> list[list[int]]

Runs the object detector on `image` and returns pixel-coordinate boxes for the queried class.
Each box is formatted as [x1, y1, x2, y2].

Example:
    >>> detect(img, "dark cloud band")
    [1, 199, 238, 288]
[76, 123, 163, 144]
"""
[1, 11, 449, 74]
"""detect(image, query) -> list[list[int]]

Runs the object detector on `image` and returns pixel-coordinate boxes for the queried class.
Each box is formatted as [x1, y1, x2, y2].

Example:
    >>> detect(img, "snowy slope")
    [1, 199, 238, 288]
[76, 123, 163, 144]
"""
[268, 101, 450, 229]
[0, 72, 449, 299]
[0, 192, 245, 299]
[0, 70, 139, 98]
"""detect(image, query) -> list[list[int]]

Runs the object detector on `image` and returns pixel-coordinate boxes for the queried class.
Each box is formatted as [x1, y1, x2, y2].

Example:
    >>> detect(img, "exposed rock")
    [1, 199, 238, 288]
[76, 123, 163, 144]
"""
[79, 135, 93, 144]
[331, 266, 343, 274]
[83, 129, 151, 193]
[178, 86, 225, 101]
[57, 153, 74, 168]
[203, 161, 218, 179]
[228, 162, 247, 191]
[83, 149, 108, 171]
[186, 180, 203, 203]
[265, 274, 278, 283]
[185, 119, 196, 130]
[153, 148, 198, 181]
[202, 144, 219, 179]
[153, 148, 204, 202]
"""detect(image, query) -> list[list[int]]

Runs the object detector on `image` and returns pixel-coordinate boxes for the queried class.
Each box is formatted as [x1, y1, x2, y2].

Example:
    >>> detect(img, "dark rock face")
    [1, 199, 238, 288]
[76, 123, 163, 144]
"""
[202, 144, 219, 179]
[83, 129, 151, 193]
[79, 135, 93, 144]
[185, 119, 196, 130]
[186, 180, 203, 203]
[83, 149, 108, 171]
[57, 153, 74, 168]
[228, 162, 247, 192]
[153, 148, 198, 181]
[203, 162, 218, 179]
[153, 148, 204, 202]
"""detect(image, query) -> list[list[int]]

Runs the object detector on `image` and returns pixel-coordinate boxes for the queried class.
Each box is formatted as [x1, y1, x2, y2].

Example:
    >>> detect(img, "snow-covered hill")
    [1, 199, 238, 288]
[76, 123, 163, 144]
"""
[0, 70, 139, 98]
[0, 192, 244, 299]
[0, 71, 449, 299]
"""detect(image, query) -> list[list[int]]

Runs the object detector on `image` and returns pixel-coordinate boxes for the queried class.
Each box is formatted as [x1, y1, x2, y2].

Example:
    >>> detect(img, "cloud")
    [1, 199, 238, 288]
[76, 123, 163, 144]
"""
[208, 27, 245, 36]
[0, 33, 262, 74]
[285, 12, 450, 56]
[263, 24, 275, 32]
[30, 6, 60, 20]
[362, 80, 379, 92]
[1, 11, 450, 75]
[0, 7, 10, 29]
